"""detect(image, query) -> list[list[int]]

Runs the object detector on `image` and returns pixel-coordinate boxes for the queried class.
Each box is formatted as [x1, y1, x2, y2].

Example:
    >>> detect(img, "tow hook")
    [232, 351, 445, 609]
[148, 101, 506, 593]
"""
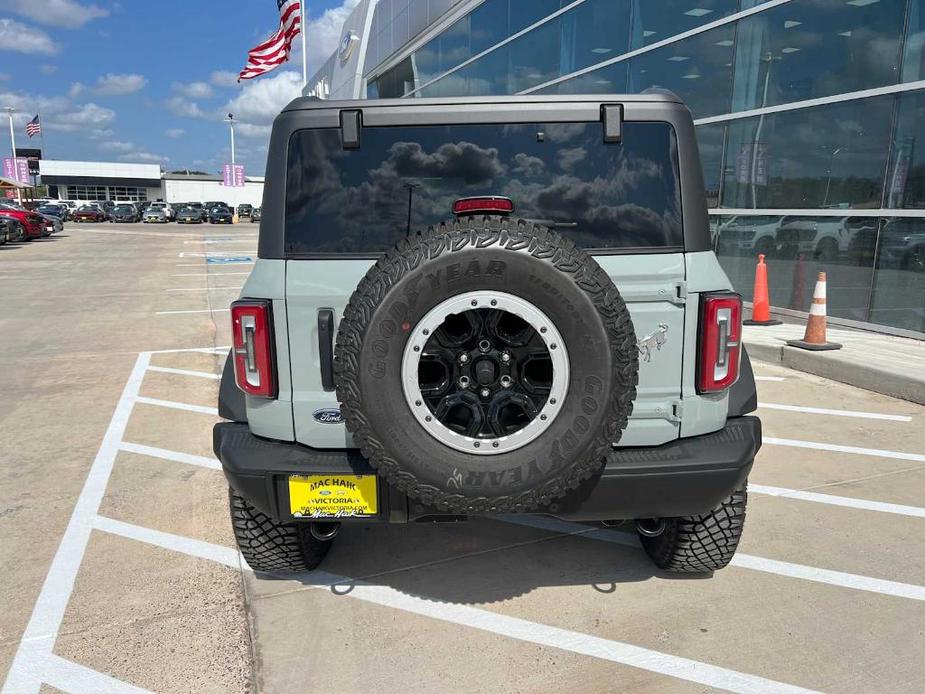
[309, 522, 339, 541]
[635, 518, 667, 538]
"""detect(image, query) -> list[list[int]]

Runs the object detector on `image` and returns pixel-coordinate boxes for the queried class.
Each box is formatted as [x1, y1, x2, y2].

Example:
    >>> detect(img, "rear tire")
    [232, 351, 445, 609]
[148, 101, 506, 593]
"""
[638, 482, 747, 573]
[229, 488, 333, 573]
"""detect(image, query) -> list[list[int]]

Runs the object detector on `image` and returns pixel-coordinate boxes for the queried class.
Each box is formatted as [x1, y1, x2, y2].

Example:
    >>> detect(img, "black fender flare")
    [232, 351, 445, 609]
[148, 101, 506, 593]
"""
[218, 351, 248, 422]
[728, 347, 758, 417]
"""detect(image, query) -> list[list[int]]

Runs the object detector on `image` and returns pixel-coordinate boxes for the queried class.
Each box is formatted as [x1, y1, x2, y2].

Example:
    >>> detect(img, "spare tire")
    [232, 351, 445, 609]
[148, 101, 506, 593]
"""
[335, 216, 638, 513]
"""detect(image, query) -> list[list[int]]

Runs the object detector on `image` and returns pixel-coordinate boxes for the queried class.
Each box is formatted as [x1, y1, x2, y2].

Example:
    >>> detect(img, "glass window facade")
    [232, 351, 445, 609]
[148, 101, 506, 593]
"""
[64, 185, 148, 201]
[361, 0, 925, 334]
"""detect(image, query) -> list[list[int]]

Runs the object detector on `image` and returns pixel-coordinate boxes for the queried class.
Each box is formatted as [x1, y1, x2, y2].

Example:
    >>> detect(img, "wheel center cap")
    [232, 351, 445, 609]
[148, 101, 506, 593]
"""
[474, 358, 496, 386]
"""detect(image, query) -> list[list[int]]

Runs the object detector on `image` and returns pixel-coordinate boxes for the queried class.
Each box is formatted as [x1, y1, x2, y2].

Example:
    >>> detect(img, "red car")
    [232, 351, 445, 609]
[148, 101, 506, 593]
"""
[0, 206, 44, 240]
[72, 205, 107, 223]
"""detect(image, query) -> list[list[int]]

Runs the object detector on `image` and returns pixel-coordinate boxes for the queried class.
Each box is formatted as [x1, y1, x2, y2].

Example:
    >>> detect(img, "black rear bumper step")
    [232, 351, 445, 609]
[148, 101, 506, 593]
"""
[214, 416, 760, 524]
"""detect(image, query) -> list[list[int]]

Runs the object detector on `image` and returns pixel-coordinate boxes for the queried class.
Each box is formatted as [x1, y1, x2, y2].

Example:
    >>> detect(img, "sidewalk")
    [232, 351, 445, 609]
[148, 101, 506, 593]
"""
[743, 322, 925, 405]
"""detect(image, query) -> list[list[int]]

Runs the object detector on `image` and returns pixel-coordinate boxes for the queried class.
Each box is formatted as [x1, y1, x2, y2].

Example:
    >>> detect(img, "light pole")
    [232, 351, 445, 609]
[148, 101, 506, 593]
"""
[6, 106, 21, 204]
[225, 113, 236, 165]
[750, 52, 782, 209]
[404, 182, 420, 234]
[822, 147, 843, 208]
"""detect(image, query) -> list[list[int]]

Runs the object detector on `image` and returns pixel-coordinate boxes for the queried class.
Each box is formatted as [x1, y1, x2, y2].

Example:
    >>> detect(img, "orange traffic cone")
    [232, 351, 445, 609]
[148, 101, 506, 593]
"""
[786, 272, 843, 351]
[743, 254, 783, 326]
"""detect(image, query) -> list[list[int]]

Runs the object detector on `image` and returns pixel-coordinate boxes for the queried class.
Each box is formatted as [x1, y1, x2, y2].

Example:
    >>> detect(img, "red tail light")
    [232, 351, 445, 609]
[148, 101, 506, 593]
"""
[697, 292, 742, 394]
[231, 300, 277, 398]
[453, 197, 514, 215]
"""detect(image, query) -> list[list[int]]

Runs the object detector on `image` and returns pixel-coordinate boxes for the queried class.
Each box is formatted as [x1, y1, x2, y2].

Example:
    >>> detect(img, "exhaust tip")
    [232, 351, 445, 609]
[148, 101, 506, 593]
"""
[309, 522, 339, 541]
[635, 518, 667, 538]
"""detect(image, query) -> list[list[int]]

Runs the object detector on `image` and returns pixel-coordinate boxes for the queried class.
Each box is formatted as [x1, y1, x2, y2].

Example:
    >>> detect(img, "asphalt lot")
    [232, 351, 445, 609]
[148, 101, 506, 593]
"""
[1, 222, 924, 693]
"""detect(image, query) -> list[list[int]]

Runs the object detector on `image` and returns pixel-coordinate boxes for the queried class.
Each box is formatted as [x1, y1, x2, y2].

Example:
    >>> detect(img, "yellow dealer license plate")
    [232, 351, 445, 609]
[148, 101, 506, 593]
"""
[288, 474, 378, 519]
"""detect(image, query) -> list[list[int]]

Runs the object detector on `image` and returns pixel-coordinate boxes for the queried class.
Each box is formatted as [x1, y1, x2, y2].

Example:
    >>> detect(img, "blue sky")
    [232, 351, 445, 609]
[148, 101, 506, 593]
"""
[0, 0, 358, 173]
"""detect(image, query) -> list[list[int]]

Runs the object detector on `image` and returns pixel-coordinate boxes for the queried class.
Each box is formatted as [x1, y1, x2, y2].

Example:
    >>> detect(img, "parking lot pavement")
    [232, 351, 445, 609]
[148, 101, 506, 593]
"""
[2, 223, 924, 693]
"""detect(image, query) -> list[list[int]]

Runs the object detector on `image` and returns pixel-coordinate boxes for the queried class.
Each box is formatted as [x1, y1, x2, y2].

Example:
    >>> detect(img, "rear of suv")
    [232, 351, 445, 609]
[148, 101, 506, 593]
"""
[214, 94, 761, 575]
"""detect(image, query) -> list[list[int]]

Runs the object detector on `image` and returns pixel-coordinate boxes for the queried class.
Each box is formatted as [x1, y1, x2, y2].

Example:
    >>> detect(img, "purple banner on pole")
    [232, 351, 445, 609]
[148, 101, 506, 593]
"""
[3, 157, 30, 184]
[233, 164, 245, 187]
[222, 163, 233, 187]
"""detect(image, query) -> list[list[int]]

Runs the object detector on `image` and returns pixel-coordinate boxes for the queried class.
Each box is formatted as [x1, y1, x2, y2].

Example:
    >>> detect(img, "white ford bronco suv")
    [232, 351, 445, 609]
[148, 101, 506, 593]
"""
[214, 93, 761, 575]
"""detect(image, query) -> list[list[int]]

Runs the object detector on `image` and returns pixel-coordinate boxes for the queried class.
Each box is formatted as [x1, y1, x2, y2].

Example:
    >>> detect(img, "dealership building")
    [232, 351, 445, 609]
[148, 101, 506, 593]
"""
[38, 160, 265, 207]
[309, 0, 925, 337]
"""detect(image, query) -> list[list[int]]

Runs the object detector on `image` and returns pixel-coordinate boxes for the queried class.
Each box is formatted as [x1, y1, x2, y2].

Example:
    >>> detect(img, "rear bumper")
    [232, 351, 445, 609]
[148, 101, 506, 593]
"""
[214, 416, 760, 524]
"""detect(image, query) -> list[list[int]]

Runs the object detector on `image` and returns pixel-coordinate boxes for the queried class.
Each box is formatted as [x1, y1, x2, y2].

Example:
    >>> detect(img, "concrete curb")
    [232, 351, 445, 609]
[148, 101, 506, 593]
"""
[745, 340, 925, 405]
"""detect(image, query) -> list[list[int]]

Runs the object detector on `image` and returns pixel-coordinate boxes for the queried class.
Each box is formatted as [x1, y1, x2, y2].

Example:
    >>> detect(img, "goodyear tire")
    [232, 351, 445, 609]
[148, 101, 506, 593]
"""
[335, 216, 638, 514]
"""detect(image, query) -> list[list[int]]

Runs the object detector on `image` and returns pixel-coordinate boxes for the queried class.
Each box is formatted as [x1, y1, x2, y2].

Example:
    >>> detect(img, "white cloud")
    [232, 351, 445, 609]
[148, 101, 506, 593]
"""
[0, 89, 69, 125]
[101, 140, 134, 152]
[303, 0, 360, 77]
[172, 81, 213, 99]
[93, 73, 146, 96]
[0, 0, 107, 28]
[234, 123, 272, 139]
[0, 19, 57, 54]
[166, 96, 206, 119]
[68, 82, 85, 98]
[165, 128, 185, 138]
[210, 70, 239, 88]
[119, 151, 168, 163]
[51, 102, 116, 131]
[39, 64, 57, 74]
[222, 70, 301, 126]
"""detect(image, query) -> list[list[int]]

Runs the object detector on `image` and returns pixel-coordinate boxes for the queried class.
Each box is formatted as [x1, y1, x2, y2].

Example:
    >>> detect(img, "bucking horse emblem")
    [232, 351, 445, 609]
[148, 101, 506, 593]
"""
[637, 323, 669, 363]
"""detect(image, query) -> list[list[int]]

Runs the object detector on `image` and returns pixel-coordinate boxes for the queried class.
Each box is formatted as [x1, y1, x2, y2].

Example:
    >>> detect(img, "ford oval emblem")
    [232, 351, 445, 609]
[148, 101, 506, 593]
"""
[313, 408, 344, 424]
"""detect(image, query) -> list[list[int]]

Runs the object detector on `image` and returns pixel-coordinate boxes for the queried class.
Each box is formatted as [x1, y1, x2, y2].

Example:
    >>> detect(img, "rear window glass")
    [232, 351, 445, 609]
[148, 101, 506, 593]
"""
[285, 121, 682, 255]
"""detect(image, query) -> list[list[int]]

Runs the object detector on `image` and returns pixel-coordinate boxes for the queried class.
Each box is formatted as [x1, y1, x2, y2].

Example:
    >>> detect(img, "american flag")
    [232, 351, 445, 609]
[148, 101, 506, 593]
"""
[239, 0, 302, 81]
[25, 115, 41, 138]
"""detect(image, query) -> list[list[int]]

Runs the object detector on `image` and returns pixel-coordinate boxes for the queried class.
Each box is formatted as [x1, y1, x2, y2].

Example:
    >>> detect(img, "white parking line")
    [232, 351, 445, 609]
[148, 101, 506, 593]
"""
[500, 516, 925, 602]
[94, 519, 815, 694]
[749, 484, 925, 518]
[758, 402, 912, 422]
[2, 352, 151, 694]
[149, 346, 229, 354]
[764, 437, 925, 463]
[183, 239, 256, 244]
[118, 442, 222, 471]
[156, 308, 231, 315]
[165, 286, 243, 292]
[175, 262, 254, 267]
[134, 396, 219, 416]
[94, 516, 240, 569]
[39, 654, 152, 694]
[147, 366, 221, 380]
[171, 272, 251, 277]
[754, 376, 785, 382]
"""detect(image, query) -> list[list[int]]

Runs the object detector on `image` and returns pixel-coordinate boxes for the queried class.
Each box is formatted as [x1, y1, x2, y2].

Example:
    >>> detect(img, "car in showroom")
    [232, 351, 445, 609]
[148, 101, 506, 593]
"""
[208, 206, 234, 224]
[176, 206, 204, 224]
[72, 205, 108, 223]
[0, 204, 45, 239]
[110, 204, 140, 223]
[214, 93, 760, 576]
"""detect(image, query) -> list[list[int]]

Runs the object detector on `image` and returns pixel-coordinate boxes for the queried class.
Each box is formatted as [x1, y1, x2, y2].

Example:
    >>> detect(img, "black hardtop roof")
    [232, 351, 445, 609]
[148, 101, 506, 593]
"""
[282, 92, 683, 114]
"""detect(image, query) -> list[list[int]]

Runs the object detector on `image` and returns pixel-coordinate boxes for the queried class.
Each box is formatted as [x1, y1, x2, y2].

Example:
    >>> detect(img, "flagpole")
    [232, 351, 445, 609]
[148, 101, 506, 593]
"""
[300, 1, 308, 92]
[38, 113, 47, 159]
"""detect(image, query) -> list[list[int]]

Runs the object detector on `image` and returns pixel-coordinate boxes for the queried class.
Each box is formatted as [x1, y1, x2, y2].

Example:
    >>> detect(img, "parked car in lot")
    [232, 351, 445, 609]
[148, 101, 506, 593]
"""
[143, 207, 168, 224]
[182, 202, 207, 221]
[252, 207, 261, 222]
[215, 93, 761, 577]
[35, 211, 63, 235]
[0, 204, 45, 239]
[72, 205, 108, 223]
[0, 216, 23, 243]
[147, 202, 175, 221]
[176, 206, 204, 224]
[37, 203, 71, 221]
[110, 203, 140, 223]
[209, 206, 234, 224]
[236, 204, 253, 220]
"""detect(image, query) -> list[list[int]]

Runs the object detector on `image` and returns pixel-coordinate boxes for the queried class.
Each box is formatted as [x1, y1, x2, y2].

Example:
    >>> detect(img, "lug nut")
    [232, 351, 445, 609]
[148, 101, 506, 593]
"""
[501, 352, 511, 363]
[459, 376, 470, 388]
[478, 339, 491, 353]
[500, 376, 512, 388]
[480, 388, 491, 399]
[459, 353, 469, 363]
